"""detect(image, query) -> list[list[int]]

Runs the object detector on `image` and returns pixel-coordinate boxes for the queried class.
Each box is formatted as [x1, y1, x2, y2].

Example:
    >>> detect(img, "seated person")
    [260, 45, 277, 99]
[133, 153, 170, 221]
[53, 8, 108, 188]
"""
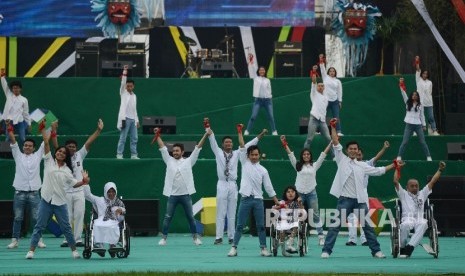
[393, 161, 445, 258]
[273, 185, 304, 257]
[84, 182, 126, 254]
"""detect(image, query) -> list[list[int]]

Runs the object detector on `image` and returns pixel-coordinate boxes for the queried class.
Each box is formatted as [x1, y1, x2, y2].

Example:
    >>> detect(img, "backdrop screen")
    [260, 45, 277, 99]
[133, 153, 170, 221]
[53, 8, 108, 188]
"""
[0, 0, 315, 37]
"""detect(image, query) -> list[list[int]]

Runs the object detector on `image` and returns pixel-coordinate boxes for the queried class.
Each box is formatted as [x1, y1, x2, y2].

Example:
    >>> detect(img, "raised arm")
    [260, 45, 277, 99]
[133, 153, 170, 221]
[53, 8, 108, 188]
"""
[51, 121, 59, 150]
[427, 161, 446, 190]
[72, 170, 90, 188]
[84, 119, 104, 151]
[40, 121, 51, 155]
[415, 56, 421, 82]
[372, 141, 390, 163]
[280, 135, 291, 154]
[196, 131, 209, 148]
[237, 124, 245, 148]
[6, 121, 16, 145]
[399, 78, 408, 103]
[318, 55, 327, 79]
[329, 118, 339, 146]
[1, 68, 11, 97]
[256, 128, 268, 141]
[120, 65, 128, 95]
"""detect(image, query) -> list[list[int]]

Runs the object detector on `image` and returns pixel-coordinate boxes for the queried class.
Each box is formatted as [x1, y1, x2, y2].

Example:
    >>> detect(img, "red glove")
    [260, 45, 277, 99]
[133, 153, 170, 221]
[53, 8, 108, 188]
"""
[329, 118, 338, 128]
[203, 118, 210, 129]
[236, 124, 243, 134]
[38, 119, 46, 133]
[281, 137, 288, 148]
[151, 128, 161, 145]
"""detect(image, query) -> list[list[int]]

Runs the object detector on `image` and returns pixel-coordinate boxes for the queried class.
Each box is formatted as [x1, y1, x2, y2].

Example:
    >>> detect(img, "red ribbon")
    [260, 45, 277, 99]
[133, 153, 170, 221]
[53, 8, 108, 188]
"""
[38, 119, 46, 133]
[151, 128, 161, 145]
[203, 118, 210, 129]
[50, 131, 57, 138]
[309, 68, 320, 78]
[413, 57, 420, 67]
[318, 56, 326, 64]
[329, 118, 337, 128]
[281, 138, 288, 148]
[393, 160, 401, 179]
[7, 124, 14, 133]
[0, 70, 6, 77]
[399, 81, 407, 92]
[236, 124, 243, 134]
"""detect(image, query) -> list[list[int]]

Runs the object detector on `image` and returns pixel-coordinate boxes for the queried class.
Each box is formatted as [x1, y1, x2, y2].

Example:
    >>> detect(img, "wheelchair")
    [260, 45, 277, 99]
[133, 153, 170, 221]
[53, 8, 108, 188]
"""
[82, 208, 131, 259]
[269, 208, 308, 257]
[390, 199, 439, 258]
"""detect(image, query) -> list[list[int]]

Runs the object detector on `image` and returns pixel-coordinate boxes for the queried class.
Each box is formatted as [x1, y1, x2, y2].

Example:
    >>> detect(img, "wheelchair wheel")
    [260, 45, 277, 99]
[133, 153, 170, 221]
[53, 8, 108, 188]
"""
[117, 224, 130, 258]
[269, 224, 278, 257]
[390, 225, 400, 258]
[429, 219, 439, 259]
[82, 249, 92, 259]
[299, 223, 307, 257]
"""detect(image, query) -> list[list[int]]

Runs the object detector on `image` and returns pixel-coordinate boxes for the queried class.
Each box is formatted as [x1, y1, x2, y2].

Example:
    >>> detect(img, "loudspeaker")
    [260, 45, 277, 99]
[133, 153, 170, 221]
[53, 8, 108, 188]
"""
[201, 61, 233, 78]
[300, 117, 309, 134]
[0, 200, 28, 237]
[101, 60, 133, 78]
[116, 54, 146, 77]
[123, 199, 159, 236]
[166, 141, 197, 158]
[274, 53, 303, 77]
[142, 116, 176, 134]
[249, 199, 275, 237]
[0, 141, 13, 159]
[447, 143, 465, 160]
[444, 113, 465, 134]
[428, 176, 465, 236]
[75, 42, 100, 77]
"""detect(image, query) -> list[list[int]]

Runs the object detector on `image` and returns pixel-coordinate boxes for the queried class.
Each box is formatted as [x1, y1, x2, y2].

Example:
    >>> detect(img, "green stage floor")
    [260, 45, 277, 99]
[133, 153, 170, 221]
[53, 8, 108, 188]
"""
[1, 234, 464, 275]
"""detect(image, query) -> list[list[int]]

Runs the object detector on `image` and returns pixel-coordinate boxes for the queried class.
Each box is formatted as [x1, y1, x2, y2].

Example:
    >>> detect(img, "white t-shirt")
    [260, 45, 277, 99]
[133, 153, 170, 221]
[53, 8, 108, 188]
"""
[396, 185, 431, 223]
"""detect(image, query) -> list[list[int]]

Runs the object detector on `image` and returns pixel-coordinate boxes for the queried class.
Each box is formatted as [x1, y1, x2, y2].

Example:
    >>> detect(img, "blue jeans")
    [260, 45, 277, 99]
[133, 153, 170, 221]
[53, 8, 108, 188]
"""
[322, 197, 381, 256]
[4, 121, 27, 147]
[397, 123, 431, 158]
[424, 106, 437, 131]
[304, 115, 331, 149]
[117, 117, 138, 155]
[327, 100, 341, 132]
[161, 195, 197, 237]
[246, 98, 277, 133]
[30, 199, 75, 248]
[12, 191, 40, 239]
[300, 190, 323, 236]
[233, 196, 267, 248]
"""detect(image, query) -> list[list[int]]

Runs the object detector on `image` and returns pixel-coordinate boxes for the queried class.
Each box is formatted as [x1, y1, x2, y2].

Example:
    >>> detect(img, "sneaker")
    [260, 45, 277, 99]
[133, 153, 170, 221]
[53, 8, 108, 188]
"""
[214, 238, 223, 245]
[158, 238, 167, 246]
[345, 241, 357, 246]
[130, 155, 140, 160]
[72, 250, 80, 259]
[193, 237, 202, 246]
[7, 238, 18, 249]
[318, 236, 325, 246]
[413, 132, 417, 136]
[432, 131, 440, 136]
[227, 247, 237, 257]
[396, 156, 402, 161]
[427, 127, 433, 135]
[116, 154, 123, 159]
[60, 241, 68, 247]
[337, 132, 344, 137]
[361, 241, 369, 246]
[272, 131, 278, 136]
[421, 243, 435, 255]
[427, 156, 432, 161]
[321, 252, 330, 258]
[38, 238, 46, 248]
[25, 251, 34, 259]
[260, 247, 272, 257]
[286, 237, 298, 253]
[282, 244, 291, 257]
[228, 239, 233, 245]
[373, 251, 386, 258]
[244, 130, 250, 136]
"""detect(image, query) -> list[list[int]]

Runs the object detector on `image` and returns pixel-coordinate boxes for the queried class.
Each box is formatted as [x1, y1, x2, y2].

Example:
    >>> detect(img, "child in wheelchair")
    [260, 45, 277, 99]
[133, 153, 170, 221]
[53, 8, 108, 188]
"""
[83, 182, 126, 257]
[393, 161, 445, 258]
[272, 185, 306, 256]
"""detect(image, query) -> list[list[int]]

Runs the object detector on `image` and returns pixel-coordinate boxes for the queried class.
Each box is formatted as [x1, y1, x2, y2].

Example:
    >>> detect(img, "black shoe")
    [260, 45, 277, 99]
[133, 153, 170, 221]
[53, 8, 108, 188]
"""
[92, 248, 106, 258]
[404, 244, 414, 256]
[75, 241, 84, 247]
[345, 241, 357, 246]
[399, 247, 406, 255]
[60, 242, 68, 247]
[361, 241, 369, 246]
[214, 238, 223, 245]
[228, 239, 233, 245]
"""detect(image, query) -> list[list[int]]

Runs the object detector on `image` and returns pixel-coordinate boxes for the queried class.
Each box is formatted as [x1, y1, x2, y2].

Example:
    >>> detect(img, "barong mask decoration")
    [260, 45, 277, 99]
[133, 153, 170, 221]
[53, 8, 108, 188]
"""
[91, 0, 142, 38]
[332, 1, 381, 76]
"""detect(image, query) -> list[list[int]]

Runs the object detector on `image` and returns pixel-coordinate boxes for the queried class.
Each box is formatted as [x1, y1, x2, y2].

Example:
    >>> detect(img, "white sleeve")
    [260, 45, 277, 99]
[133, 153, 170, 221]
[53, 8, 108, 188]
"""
[288, 152, 298, 171]
[189, 146, 201, 166]
[83, 185, 99, 204]
[262, 170, 276, 198]
[10, 142, 20, 160]
[78, 146, 88, 160]
[239, 147, 247, 164]
[332, 143, 344, 163]
[120, 75, 127, 95]
[22, 98, 31, 125]
[420, 105, 426, 127]
[313, 152, 327, 171]
[159, 146, 171, 163]
[208, 132, 222, 158]
[244, 137, 259, 149]
[400, 89, 408, 103]
[337, 79, 343, 102]
[1, 76, 11, 97]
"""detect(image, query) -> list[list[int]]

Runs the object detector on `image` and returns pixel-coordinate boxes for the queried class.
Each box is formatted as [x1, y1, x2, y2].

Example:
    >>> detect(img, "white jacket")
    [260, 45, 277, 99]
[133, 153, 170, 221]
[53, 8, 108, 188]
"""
[117, 75, 139, 130]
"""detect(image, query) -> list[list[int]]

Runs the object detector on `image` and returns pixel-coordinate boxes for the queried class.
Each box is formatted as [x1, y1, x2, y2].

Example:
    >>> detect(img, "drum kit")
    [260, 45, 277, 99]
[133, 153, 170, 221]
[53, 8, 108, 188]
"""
[180, 35, 238, 78]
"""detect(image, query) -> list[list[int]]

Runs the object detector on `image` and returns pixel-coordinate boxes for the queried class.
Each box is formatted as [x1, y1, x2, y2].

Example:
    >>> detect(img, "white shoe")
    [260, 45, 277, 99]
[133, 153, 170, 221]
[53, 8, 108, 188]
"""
[286, 238, 297, 253]
[116, 154, 123, 159]
[158, 238, 167, 246]
[396, 156, 402, 161]
[7, 238, 18, 249]
[227, 247, 237, 257]
[193, 237, 202, 246]
[427, 156, 432, 161]
[321, 252, 330, 258]
[337, 132, 344, 137]
[413, 132, 417, 136]
[37, 238, 46, 248]
[282, 244, 291, 257]
[72, 250, 80, 259]
[244, 130, 250, 136]
[373, 251, 386, 258]
[25, 251, 34, 259]
[272, 131, 278, 136]
[421, 243, 435, 255]
[318, 236, 325, 246]
[130, 155, 140, 160]
[260, 247, 272, 257]
[432, 131, 440, 136]
[428, 127, 433, 135]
